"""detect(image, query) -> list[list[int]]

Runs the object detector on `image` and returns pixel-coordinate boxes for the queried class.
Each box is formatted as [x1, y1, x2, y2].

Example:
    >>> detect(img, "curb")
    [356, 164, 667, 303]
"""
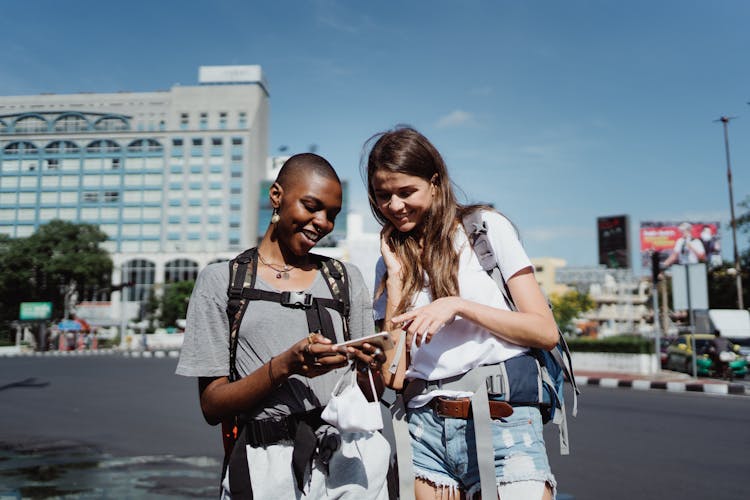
[0, 348, 181, 359]
[576, 375, 749, 396]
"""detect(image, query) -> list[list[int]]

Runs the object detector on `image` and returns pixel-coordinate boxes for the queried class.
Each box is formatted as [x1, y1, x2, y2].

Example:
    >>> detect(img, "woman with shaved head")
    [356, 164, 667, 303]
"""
[177, 153, 390, 499]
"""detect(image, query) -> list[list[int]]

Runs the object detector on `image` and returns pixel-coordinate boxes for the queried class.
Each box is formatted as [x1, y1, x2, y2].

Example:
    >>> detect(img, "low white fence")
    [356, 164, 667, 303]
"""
[571, 352, 659, 375]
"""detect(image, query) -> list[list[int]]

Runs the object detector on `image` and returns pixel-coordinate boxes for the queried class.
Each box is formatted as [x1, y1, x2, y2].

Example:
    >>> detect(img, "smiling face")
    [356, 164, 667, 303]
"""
[371, 169, 434, 233]
[271, 173, 342, 256]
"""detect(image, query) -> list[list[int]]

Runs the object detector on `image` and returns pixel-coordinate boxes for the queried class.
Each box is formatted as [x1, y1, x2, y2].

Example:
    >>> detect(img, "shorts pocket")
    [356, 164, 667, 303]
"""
[491, 407, 543, 442]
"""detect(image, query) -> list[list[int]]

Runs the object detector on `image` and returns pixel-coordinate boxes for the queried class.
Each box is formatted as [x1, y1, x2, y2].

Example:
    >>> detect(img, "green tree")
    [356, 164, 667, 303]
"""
[157, 280, 195, 328]
[716, 195, 750, 308]
[0, 220, 112, 330]
[549, 290, 596, 335]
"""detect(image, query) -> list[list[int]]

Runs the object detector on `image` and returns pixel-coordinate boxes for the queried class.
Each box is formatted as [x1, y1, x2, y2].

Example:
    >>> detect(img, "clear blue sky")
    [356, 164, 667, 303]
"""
[2, 1, 748, 271]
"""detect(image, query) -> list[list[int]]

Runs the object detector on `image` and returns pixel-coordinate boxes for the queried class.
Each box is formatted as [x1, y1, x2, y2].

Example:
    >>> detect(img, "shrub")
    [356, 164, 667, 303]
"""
[567, 334, 654, 354]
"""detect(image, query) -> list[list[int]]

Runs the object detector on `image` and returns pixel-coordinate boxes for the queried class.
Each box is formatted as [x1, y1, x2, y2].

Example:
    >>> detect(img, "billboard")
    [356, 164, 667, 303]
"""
[597, 215, 630, 269]
[640, 221, 721, 270]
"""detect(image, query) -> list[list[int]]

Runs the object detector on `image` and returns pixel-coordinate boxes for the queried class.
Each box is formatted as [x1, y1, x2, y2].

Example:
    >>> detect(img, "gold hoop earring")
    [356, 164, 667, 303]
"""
[270, 208, 280, 224]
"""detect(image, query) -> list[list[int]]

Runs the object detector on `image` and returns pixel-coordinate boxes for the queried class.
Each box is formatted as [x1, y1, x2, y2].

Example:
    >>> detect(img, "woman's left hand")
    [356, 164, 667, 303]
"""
[348, 342, 387, 372]
[349, 342, 387, 401]
[391, 297, 462, 348]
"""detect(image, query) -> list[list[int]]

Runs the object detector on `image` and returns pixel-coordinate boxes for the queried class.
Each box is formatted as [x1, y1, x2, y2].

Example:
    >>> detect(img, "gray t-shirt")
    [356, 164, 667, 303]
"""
[176, 256, 374, 420]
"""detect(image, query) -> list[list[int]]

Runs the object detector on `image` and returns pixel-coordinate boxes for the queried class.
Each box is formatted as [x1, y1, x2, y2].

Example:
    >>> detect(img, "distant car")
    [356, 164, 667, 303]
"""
[664, 334, 748, 378]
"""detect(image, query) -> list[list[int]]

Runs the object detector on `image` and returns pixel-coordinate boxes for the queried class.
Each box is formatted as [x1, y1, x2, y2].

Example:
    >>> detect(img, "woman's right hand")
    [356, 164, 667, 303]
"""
[279, 333, 349, 379]
[380, 224, 402, 280]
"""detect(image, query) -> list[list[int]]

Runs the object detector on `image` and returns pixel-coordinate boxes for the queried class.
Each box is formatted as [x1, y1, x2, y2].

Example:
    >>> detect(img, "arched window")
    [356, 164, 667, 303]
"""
[54, 113, 89, 132]
[14, 115, 48, 134]
[3, 141, 38, 155]
[86, 140, 121, 154]
[94, 116, 129, 131]
[0, 119, 7, 134]
[127, 138, 163, 154]
[122, 259, 156, 303]
[45, 140, 80, 154]
[164, 259, 199, 283]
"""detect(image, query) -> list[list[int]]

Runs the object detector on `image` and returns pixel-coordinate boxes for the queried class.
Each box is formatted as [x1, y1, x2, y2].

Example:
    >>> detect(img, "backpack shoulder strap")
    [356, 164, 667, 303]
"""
[319, 256, 351, 342]
[226, 247, 258, 382]
[462, 211, 514, 310]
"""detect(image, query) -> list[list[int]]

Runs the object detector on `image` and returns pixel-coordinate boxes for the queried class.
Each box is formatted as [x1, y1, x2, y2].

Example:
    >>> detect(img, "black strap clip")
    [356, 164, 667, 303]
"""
[280, 291, 314, 309]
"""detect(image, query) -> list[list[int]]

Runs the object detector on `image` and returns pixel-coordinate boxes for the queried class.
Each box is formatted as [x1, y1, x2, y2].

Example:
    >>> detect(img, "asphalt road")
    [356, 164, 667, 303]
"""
[546, 385, 749, 500]
[1, 356, 748, 499]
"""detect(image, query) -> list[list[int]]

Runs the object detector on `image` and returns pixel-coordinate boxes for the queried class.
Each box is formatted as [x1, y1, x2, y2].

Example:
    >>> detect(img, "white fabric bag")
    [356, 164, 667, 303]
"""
[322, 363, 383, 432]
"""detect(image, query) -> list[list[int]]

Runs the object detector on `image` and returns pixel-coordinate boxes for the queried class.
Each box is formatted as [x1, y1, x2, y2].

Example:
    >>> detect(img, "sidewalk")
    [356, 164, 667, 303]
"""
[575, 369, 749, 396]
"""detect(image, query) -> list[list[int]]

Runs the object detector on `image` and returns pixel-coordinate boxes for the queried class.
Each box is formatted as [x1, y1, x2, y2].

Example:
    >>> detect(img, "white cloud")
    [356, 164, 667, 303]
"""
[436, 110, 475, 129]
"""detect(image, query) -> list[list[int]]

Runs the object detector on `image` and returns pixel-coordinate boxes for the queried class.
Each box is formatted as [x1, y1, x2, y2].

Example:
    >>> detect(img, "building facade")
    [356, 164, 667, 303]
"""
[0, 66, 269, 324]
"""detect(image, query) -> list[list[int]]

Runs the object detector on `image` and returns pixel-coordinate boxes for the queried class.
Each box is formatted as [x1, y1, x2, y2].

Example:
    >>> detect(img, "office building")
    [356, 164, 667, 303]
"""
[0, 66, 268, 322]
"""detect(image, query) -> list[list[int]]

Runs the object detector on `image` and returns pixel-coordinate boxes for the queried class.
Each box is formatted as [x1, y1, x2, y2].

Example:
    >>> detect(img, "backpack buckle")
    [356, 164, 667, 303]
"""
[280, 291, 313, 309]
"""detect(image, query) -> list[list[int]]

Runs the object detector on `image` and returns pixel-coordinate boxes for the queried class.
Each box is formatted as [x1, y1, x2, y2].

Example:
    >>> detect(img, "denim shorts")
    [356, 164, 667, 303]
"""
[407, 402, 556, 497]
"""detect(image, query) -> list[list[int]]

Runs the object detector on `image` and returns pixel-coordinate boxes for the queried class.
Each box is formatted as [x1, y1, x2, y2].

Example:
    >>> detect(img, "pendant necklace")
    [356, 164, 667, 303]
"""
[258, 252, 296, 280]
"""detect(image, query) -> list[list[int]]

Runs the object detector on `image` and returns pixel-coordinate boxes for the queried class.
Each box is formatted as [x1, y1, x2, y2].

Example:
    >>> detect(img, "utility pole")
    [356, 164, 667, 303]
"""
[715, 116, 744, 309]
[650, 251, 661, 372]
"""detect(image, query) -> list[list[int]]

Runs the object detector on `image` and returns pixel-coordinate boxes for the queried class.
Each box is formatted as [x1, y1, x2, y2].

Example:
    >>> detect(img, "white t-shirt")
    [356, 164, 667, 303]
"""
[373, 210, 532, 406]
[673, 237, 704, 264]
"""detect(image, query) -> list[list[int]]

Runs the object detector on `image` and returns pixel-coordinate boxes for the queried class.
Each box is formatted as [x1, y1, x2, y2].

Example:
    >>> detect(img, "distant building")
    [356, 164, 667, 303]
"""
[556, 266, 650, 337]
[531, 257, 569, 296]
[0, 65, 269, 325]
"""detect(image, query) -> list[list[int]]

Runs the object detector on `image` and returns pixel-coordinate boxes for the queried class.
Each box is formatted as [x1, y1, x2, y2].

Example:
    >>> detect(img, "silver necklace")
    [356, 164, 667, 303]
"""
[258, 252, 296, 280]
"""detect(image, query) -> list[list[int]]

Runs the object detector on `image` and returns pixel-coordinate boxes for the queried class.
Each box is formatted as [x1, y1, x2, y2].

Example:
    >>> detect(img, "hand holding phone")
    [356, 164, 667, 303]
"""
[334, 331, 394, 352]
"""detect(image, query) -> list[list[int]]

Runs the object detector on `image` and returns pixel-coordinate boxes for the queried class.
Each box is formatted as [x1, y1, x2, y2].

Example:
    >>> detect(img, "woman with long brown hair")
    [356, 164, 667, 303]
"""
[364, 126, 559, 500]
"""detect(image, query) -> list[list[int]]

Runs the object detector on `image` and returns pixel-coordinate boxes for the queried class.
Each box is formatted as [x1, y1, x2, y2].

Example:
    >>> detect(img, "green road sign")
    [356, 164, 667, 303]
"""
[19, 302, 53, 321]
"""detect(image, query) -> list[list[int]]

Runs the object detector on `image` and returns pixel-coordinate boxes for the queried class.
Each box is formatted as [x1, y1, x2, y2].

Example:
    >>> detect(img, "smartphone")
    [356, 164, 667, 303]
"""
[334, 331, 394, 351]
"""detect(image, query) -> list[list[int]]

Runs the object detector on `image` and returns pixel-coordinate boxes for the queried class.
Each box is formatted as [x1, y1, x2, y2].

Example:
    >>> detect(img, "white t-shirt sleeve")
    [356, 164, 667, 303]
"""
[482, 210, 533, 281]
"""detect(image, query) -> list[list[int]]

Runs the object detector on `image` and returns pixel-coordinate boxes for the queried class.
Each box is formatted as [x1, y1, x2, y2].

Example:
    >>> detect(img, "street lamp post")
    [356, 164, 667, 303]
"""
[716, 116, 744, 310]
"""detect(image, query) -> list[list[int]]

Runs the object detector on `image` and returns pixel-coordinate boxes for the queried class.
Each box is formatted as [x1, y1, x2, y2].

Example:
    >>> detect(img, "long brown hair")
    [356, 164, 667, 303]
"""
[363, 125, 490, 315]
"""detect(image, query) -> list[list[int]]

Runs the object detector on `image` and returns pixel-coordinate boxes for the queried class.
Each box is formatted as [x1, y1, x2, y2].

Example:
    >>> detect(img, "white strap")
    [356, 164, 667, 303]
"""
[390, 394, 415, 500]
[388, 329, 406, 375]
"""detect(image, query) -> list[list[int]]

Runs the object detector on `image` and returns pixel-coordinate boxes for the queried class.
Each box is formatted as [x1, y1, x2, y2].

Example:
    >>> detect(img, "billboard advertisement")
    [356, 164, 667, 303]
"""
[640, 221, 721, 269]
[597, 215, 630, 269]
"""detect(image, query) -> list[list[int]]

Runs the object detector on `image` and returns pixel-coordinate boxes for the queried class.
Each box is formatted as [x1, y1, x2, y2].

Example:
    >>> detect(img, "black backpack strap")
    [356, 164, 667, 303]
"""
[226, 247, 258, 383]
[319, 257, 351, 342]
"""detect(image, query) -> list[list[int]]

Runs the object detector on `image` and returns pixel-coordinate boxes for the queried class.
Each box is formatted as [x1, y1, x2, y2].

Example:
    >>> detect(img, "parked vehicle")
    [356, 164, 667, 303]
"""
[660, 336, 677, 369]
[664, 333, 747, 379]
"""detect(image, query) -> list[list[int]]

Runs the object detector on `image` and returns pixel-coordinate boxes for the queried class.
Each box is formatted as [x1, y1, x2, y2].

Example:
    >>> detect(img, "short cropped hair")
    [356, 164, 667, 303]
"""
[275, 153, 340, 189]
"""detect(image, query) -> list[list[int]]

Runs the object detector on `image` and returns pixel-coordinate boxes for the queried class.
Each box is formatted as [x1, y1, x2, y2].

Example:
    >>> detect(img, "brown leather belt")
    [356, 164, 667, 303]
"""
[429, 396, 514, 419]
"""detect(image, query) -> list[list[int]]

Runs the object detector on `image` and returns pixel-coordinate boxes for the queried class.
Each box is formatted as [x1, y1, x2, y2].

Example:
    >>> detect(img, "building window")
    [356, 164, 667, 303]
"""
[4, 141, 38, 155]
[94, 116, 129, 131]
[180, 113, 188, 130]
[164, 258, 199, 283]
[46, 159, 59, 170]
[238, 112, 247, 128]
[86, 140, 121, 154]
[111, 158, 121, 169]
[83, 192, 99, 202]
[199, 112, 208, 130]
[45, 140, 80, 154]
[14, 115, 48, 134]
[122, 259, 156, 303]
[219, 112, 227, 129]
[104, 191, 119, 203]
[127, 139, 163, 153]
[211, 138, 222, 146]
[172, 138, 183, 147]
[54, 114, 89, 132]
